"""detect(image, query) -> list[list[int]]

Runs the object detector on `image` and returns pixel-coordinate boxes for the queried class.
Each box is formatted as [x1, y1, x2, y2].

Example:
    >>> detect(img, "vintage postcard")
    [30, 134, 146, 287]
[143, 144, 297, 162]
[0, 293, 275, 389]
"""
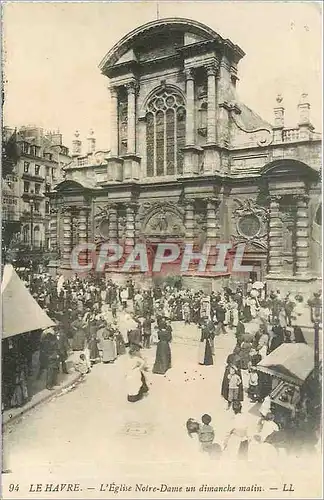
[1, 1, 322, 499]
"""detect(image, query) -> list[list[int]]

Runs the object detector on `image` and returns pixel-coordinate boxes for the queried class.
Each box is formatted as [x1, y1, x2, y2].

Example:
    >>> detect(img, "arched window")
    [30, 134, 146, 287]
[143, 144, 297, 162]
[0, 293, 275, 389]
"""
[146, 88, 185, 177]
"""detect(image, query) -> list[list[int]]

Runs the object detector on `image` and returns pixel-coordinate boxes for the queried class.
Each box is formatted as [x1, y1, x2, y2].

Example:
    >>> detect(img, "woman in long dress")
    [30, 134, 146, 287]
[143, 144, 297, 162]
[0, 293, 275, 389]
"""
[152, 321, 172, 375]
[126, 344, 149, 402]
[87, 332, 100, 365]
[198, 325, 214, 366]
[99, 328, 117, 363]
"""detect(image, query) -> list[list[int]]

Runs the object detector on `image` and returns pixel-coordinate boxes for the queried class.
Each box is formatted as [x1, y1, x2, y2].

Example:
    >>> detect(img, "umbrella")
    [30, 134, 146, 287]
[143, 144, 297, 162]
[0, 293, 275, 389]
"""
[252, 281, 264, 289]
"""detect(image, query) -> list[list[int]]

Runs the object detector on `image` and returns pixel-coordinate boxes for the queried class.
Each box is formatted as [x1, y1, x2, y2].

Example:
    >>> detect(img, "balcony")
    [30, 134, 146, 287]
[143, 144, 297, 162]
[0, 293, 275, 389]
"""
[22, 172, 45, 182]
[22, 191, 44, 201]
[20, 210, 44, 221]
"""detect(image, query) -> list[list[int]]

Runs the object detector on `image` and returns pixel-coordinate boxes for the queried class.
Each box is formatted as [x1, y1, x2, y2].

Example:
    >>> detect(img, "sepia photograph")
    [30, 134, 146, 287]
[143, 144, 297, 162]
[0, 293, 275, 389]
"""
[1, 1, 322, 498]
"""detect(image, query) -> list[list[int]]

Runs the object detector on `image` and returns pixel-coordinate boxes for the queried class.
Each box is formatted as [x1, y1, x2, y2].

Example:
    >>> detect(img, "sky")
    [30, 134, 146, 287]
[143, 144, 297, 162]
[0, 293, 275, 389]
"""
[3, 1, 322, 151]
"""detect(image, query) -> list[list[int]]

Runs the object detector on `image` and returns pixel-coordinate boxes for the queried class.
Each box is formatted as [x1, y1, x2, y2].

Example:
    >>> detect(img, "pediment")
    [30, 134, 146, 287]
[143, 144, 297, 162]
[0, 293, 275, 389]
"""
[116, 49, 137, 65]
[184, 32, 209, 45]
[99, 18, 245, 75]
[54, 179, 89, 192]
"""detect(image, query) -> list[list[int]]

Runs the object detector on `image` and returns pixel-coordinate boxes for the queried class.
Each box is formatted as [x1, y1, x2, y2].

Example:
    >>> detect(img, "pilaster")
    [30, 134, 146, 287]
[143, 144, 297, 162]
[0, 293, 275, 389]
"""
[184, 199, 195, 240]
[295, 194, 310, 276]
[62, 207, 72, 267]
[109, 86, 119, 156]
[268, 195, 283, 275]
[108, 203, 118, 243]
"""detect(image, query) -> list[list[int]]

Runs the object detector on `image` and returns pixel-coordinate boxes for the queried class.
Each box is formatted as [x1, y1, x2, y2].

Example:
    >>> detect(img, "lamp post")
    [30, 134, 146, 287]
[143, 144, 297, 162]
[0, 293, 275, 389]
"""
[308, 292, 322, 386]
[29, 196, 35, 250]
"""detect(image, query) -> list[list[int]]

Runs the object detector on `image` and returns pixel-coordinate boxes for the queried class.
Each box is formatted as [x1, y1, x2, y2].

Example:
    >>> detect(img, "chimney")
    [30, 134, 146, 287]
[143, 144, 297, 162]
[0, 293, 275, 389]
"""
[298, 93, 314, 140]
[87, 129, 96, 154]
[72, 130, 82, 157]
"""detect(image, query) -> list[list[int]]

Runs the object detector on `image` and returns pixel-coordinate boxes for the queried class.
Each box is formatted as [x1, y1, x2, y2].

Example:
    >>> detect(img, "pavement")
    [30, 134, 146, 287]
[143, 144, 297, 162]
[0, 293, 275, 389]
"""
[2, 354, 82, 427]
[2, 319, 322, 499]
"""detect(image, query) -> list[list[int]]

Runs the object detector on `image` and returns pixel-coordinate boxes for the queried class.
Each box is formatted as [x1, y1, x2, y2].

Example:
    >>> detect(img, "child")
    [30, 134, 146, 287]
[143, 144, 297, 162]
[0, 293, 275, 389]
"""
[198, 414, 215, 453]
[247, 366, 259, 402]
[227, 366, 242, 409]
[74, 353, 90, 375]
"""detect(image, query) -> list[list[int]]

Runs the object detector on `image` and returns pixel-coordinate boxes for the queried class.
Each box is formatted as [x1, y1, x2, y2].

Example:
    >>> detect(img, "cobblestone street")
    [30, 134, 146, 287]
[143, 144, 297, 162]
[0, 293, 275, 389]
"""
[3, 321, 321, 499]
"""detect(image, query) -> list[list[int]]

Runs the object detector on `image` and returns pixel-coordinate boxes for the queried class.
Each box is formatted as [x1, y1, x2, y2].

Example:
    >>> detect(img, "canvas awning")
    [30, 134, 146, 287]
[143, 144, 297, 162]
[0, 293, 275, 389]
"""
[256, 343, 314, 386]
[1, 264, 55, 339]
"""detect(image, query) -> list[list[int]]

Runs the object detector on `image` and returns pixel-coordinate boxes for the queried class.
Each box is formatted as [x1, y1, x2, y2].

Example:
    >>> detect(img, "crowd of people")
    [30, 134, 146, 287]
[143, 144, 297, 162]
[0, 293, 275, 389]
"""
[2, 269, 321, 460]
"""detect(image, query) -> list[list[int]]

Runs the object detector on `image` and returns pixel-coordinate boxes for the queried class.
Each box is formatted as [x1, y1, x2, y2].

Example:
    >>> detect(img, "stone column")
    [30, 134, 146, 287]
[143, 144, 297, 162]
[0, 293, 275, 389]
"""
[109, 87, 119, 156]
[125, 203, 136, 248]
[126, 82, 136, 154]
[78, 209, 88, 244]
[206, 198, 219, 242]
[185, 68, 195, 146]
[78, 208, 89, 266]
[206, 198, 219, 270]
[184, 199, 195, 240]
[108, 204, 118, 243]
[295, 194, 310, 275]
[49, 208, 58, 252]
[206, 62, 217, 144]
[62, 208, 72, 263]
[268, 195, 283, 274]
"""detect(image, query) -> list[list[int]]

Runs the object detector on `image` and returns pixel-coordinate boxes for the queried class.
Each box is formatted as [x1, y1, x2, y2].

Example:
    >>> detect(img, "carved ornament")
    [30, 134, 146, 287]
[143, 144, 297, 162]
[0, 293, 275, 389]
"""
[232, 198, 268, 247]
[138, 201, 185, 238]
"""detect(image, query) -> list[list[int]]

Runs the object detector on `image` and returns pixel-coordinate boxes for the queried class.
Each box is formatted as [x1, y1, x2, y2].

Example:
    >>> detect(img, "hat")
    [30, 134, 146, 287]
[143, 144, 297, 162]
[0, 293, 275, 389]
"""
[44, 327, 55, 335]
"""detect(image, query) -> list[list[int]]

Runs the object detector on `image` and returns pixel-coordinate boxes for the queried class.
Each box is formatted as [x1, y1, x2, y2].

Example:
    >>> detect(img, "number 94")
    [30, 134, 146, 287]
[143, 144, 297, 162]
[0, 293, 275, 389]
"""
[9, 484, 19, 492]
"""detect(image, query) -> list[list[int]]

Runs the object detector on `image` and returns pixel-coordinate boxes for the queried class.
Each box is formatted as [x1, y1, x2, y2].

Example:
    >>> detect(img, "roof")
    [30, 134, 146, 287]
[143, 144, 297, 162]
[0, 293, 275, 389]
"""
[235, 102, 272, 131]
[256, 343, 314, 386]
[1, 264, 55, 338]
[99, 17, 245, 73]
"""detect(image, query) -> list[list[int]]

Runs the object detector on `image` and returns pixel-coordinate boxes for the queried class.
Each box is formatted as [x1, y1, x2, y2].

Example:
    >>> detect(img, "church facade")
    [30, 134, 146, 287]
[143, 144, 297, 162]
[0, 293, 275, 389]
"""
[50, 18, 321, 294]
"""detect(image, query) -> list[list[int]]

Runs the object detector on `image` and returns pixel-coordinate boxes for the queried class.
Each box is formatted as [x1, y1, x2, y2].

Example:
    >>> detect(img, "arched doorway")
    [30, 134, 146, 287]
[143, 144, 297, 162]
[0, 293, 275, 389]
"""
[139, 202, 185, 280]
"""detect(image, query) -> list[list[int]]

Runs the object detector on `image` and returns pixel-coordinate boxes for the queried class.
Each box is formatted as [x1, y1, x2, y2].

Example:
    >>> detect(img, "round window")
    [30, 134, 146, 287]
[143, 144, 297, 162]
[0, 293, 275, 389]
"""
[99, 219, 109, 239]
[238, 214, 261, 238]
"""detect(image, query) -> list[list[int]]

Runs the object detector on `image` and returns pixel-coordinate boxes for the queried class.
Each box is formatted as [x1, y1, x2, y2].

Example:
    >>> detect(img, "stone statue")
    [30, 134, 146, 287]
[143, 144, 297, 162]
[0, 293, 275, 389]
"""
[151, 212, 169, 232]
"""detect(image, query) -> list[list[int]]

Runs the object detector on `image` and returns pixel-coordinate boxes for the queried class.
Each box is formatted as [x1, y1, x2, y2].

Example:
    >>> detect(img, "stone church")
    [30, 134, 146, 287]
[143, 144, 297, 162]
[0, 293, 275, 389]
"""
[50, 18, 321, 293]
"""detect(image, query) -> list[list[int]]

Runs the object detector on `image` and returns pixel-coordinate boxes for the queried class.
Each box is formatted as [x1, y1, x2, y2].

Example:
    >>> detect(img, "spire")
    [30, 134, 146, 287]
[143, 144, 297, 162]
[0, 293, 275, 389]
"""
[72, 130, 82, 157]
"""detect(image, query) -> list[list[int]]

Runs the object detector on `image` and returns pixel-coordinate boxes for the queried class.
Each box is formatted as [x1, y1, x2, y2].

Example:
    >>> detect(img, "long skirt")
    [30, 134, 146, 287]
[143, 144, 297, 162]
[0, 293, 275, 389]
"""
[223, 435, 248, 460]
[198, 339, 213, 365]
[127, 373, 149, 402]
[89, 340, 100, 362]
[152, 341, 171, 374]
[72, 330, 86, 351]
[116, 335, 126, 355]
[101, 339, 117, 363]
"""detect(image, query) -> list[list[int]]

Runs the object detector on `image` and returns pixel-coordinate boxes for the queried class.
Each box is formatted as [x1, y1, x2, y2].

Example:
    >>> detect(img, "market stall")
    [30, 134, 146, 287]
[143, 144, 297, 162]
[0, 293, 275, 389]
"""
[2, 264, 55, 409]
[256, 343, 315, 423]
